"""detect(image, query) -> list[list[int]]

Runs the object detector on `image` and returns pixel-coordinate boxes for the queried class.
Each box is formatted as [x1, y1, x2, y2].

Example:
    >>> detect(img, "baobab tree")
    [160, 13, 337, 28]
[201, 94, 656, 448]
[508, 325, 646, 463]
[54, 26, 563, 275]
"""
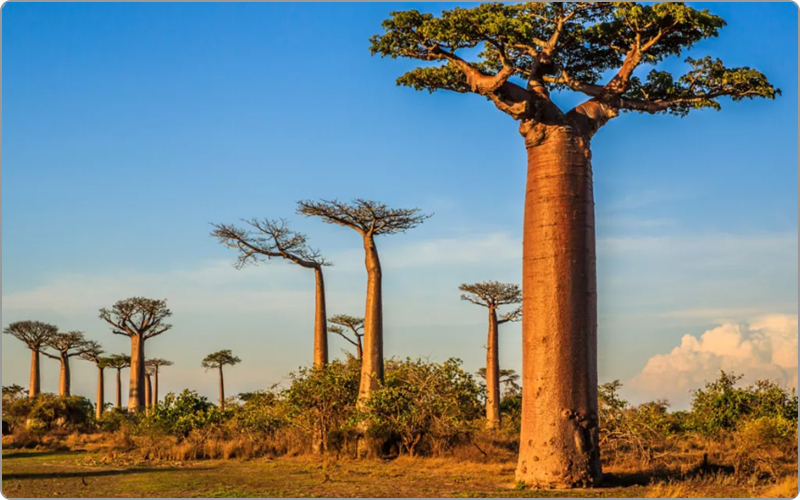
[145, 358, 173, 404]
[370, 3, 778, 487]
[297, 199, 430, 403]
[3, 321, 58, 398]
[99, 297, 172, 412]
[460, 282, 521, 430]
[80, 345, 110, 419]
[42, 332, 100, 397]
[201, 350, 241, 410]
[144, 364, 154, 412]
[106, 354, 131, 409]
[476, 368, 521, 396]
[328, 314, 365, 360]
[212, 219, 330, 366]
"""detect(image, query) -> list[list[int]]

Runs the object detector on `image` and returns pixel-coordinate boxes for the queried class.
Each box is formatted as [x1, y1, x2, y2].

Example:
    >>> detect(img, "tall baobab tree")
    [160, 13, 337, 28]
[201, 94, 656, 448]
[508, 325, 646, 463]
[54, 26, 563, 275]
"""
[145, 358, 173, 405]
[3, 321, 58, 398]
[297, 199, 430, 403]
[80, 345, 110, 419]
[460, 282, 521, 430]
[328, 314, 364, 360]
[476, 368, 521, 397]
[201, 350, 241, 410]
[99, 297, 172, 412]
[370, 3, 777, 487]
[42, 332, 100, 397]
[106, 354, 131, 409]
[212, 219, 330, 366]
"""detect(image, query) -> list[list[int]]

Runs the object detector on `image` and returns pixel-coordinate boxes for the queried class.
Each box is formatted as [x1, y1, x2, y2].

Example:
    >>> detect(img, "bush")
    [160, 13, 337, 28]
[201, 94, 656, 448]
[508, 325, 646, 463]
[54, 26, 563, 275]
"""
[3, 394, 94, 433]
[147, 390, 228, 438]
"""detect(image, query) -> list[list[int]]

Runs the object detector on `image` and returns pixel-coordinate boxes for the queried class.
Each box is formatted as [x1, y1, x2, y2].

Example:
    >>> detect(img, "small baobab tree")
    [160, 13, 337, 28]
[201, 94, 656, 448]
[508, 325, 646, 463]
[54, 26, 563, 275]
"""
[460, 282, 521, 430]
[201, 350, 241, 410]
[370, 2, 778, 486]
[106, 354, 131, 409]
[212, 219, 331, 366]
[99, 297, 172, 412]
[328, 314, 365, 360]
[42, 332, 100, 397]
[3, 321, 58, 398]
[145, 358, 173, 405]
[297, 199, 430, 403]
[80, 345, 110, 419]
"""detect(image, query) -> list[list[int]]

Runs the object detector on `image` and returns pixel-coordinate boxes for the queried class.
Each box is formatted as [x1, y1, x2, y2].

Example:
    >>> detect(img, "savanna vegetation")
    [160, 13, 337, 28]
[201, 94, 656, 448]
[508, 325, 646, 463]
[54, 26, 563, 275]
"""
[3, 2, 793, 498]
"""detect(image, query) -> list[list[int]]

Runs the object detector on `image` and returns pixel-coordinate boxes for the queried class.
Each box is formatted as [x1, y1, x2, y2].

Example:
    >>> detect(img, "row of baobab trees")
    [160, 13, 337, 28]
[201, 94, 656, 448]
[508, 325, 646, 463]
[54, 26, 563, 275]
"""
[5, 198, 523, 431]
[3, 315, 245, 417]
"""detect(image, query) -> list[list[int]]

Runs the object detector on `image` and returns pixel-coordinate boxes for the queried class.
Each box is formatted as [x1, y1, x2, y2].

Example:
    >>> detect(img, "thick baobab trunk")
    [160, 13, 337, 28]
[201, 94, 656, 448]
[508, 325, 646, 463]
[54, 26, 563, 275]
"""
[145, 374, 152, 412]
[218, 366, 225, 410]
[516, 126, 601, 488]
[29, 350, 41, 398]
[358, 234, 383, 402]
[129, 334, 146, 412]
[58, 354, 71, 396]
[313, 267, 328, 366]
[115, 369, 122, 409]
[486, 308, 500, 429]
[96, 366, 105, 420]
[356, 337, 363, 361]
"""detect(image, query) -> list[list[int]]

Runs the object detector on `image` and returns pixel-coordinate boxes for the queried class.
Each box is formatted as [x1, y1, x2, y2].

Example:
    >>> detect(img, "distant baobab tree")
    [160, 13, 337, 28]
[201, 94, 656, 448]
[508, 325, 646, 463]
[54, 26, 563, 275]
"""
[3, 321, 58, 398]
[80, 346, 110, 419]
[42, 331, 101, 397]
[201, 350, 241, 410]
[460, 282, 521, 429]
[106, 354, 131, 409]
[371, 2, 778, 487]
[212, 219, 331, 366]
[100, 297, 172, 413]
[145, 358, 173, 405]
[328, 314, 365, 360]
[476, 368, 521, 396]
[297, 199, 430, 404]
[144, 364, 154, 412]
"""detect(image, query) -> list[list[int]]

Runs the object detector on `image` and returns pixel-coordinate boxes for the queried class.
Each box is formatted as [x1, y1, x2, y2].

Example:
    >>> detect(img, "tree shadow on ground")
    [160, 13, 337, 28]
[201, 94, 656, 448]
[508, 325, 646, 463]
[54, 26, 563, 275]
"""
[2, 467, 212, 481]
[601, 457, 734, 488]
[2, 450, 84, 460]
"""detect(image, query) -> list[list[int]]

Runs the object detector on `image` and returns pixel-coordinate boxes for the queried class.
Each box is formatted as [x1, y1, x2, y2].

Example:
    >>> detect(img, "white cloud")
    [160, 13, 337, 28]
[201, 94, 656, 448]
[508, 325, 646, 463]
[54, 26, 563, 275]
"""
[627, 314, 798, 408]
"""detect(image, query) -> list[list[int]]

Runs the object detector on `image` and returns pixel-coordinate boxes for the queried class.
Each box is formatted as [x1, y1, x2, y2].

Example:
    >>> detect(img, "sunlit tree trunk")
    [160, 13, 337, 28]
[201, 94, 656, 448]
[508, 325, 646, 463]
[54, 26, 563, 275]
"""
[145, 373, 153, 413]
[486, 308, 500, 429]
[115, 368, 122, 409]
[313, 267, 328, 366]
[129, 334, 146, 412]
[58, 354, 71, 396]
[218, 366, 225, 410]
[516, 127, 601, 487]
[29, 350, 41, 398]
[96, 366, 105, 419]
[153, 368, 159, 405]
[358, 234, 383, 402]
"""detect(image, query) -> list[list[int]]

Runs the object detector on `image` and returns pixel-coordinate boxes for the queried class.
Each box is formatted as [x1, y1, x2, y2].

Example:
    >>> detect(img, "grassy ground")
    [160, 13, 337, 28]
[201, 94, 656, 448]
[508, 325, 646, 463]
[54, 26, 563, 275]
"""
[1, 449, 794, 498]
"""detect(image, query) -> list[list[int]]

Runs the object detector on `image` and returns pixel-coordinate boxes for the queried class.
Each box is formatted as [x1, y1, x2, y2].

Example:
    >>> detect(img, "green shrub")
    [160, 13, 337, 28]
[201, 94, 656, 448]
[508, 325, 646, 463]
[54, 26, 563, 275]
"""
[2, 394, 93, 433]
[147, 389, 229, 438]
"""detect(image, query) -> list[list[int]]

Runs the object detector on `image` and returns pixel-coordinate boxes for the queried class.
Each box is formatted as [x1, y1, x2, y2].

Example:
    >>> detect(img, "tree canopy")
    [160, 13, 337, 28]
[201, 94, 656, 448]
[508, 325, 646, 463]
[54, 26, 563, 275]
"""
[369, 3, 779, 130]
[147, 358, 174, 371]
[106, 354, 131, 370]
[212, 218, 329, 270]
[459, 281, 522, 321]
[3, 321, 58, 350]
[202, 350, 242, 370]
[43, 332, 100, 359]
[297, 199, 431, 236]
[99, 297, 173, 339]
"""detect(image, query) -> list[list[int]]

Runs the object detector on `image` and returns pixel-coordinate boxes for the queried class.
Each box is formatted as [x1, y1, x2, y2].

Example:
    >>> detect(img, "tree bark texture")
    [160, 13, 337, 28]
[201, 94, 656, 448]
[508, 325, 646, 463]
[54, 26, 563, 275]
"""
[96, 366, 105, 420]
[358, 234, 384, 403]
[29, 350, 40, 398]
[486, 308, 500, 429]
[313, 267, 329, 366]
[58, 354, 71, 397]
[516, 125, 601, 488]
[129, 334, 146, 412]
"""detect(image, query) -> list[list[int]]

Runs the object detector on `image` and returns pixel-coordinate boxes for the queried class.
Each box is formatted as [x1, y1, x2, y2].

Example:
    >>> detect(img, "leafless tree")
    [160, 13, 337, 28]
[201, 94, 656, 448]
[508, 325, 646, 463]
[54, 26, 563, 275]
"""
[297, 199, 430, 405]
[3, 321, 58, 398]
[460, 281, 521, 429]
[42, 332, 100, 397]
[328, 314, 364, 360]
[99, 297, 172, 412]
[213, 218, 331, 366]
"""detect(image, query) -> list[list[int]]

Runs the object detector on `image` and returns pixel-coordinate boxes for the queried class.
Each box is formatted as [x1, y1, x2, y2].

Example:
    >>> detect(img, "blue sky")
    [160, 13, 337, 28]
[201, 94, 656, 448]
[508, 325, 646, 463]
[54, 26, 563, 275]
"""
[3, 2, 797, 409]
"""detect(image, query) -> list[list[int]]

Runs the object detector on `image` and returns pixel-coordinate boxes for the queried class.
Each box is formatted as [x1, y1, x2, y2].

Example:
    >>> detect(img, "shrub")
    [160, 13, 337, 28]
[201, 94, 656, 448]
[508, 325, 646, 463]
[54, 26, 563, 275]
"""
[3, 394, 93, 433]
[147, 390, 228, 438]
